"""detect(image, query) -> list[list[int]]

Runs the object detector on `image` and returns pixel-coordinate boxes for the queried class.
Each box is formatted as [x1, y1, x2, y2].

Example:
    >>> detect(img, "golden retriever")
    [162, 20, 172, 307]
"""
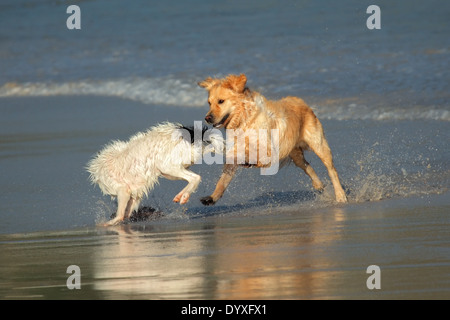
[198, 73, 347, 205]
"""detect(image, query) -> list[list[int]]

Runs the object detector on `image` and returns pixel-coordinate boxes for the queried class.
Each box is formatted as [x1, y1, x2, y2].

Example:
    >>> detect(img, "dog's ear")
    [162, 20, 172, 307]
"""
[224, 74, 247, 93]
[198, 77, 219, 90]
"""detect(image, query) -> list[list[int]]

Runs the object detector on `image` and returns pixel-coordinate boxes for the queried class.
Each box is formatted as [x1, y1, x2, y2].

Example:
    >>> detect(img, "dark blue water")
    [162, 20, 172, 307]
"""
[0, 0, 449, 119]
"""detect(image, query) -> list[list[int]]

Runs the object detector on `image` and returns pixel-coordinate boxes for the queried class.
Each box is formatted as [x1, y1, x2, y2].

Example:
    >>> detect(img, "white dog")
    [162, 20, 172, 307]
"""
[87, 122, 223, 226]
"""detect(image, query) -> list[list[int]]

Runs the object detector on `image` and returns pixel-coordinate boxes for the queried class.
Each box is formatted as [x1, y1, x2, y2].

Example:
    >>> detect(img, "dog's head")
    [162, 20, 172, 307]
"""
[198, 74, 248, 129]
[177, 124, 224, 155]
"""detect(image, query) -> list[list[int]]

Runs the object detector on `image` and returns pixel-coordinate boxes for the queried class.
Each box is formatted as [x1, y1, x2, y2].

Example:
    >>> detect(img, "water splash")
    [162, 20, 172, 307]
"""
[345, 143, 449, 203]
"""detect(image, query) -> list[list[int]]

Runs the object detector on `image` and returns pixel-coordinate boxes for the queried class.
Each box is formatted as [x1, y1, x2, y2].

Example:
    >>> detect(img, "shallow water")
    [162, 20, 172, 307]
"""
[0, 0, 449, 300]
[0, 96, 448, 235]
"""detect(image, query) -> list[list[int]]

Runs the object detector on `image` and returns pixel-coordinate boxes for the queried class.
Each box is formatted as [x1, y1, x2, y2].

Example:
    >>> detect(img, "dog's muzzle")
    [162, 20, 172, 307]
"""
[211, 113, 230, 128]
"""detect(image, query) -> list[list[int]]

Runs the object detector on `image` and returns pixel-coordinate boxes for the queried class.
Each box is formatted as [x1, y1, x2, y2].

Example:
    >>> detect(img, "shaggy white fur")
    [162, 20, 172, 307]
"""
[87, 122, 223, 226]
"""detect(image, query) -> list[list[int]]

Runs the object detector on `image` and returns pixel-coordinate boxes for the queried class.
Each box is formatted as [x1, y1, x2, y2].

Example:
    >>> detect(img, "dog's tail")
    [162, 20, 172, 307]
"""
[85, 139, 127, 193]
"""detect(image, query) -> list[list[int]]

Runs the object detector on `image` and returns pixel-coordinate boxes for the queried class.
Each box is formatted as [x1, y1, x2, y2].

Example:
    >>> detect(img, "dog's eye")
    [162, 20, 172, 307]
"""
[218, 99, 225, 104]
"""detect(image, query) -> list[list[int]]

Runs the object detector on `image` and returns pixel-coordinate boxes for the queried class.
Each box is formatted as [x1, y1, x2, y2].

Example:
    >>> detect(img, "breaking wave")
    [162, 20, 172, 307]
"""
[0, 78, 206, 107]
[1, 78, 448, 121]
[312, 104, 450, 122]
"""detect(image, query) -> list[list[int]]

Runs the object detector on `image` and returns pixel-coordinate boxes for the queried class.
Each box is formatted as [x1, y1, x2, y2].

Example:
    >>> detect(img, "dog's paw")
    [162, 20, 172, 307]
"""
[314, 188, 324, 195]
[200, 196, 215, 206]
[100, 218, 123, 227]
[180, 193, 190, 204]
[173, 192, 183, 203]
[336, 193, 348, 203]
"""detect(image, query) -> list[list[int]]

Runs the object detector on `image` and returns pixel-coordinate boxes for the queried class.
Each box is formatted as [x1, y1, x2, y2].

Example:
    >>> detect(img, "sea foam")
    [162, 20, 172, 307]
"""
[1, 78, 449, 121]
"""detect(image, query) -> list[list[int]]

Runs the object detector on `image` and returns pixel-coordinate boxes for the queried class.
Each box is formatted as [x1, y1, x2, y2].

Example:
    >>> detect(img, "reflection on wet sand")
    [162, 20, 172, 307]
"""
[2, 195, 448, 299]
[93, 208, 349, 299]
[93, 225, 211, 299]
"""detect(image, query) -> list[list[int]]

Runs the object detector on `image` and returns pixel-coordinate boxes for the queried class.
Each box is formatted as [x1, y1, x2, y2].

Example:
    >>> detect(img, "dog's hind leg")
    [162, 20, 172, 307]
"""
[130, 197, 142, 216]
[290, 147, 324, 191]
[103, 188, 131, 226]
[123, 196, 141, 220]
[303, 125, 347, 203]
[200, 164, 238, 206]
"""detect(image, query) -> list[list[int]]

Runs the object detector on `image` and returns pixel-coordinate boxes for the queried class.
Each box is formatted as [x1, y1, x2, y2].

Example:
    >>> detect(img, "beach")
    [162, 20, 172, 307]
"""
[0, 0, 449, 300]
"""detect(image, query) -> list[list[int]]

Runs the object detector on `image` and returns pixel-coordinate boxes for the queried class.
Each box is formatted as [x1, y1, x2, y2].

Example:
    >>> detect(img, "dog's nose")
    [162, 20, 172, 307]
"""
[205, 115, 213, 123]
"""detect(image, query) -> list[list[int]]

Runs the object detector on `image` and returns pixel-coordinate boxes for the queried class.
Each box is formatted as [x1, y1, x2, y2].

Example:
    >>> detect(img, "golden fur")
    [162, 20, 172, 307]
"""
[198, 73, 347, 205]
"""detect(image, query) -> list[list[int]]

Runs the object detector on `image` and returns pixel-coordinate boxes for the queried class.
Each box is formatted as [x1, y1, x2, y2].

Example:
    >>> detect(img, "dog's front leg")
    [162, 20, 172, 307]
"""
[164, 167, 202, 205]
[201, 164, 238, 206]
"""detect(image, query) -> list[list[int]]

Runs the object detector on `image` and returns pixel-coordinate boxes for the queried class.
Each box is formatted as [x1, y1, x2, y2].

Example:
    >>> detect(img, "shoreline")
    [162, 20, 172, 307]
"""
[1, 192, 449, 299]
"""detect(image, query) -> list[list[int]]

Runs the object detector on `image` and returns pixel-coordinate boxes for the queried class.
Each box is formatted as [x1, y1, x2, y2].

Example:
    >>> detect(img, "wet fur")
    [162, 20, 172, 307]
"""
[87, 122, 223, 225]
[198, 74, 347, 205]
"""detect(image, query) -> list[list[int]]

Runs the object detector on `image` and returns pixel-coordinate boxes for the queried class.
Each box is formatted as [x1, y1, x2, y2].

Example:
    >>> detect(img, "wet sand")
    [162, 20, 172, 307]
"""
[1, 193, 449, 300]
